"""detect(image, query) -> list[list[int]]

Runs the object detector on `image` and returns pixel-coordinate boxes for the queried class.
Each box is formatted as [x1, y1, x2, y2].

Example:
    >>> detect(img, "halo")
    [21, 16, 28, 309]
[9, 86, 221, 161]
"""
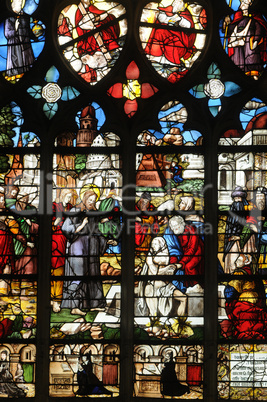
[80, 184, 100, 202]
[11, 0, 26, 8]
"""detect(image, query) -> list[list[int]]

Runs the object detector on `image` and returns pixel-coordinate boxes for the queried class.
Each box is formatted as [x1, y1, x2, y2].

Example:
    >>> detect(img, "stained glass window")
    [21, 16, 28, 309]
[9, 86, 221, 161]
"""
[0, 0, 267, 400]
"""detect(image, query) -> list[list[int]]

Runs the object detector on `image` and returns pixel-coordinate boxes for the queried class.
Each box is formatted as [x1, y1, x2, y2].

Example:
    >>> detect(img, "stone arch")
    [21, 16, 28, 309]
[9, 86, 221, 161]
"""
[134, 345, 154, 361]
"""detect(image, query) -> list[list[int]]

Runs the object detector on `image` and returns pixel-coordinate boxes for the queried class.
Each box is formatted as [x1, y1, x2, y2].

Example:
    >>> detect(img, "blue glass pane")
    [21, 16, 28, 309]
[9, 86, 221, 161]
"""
[24, 0, 39, 15]
[27, 85, 42, 99]
[207, 63, 221, 79]
[208, 98, 221, 117]
[189, 84, 206, 99]
[43, 102, 58, 119]
[61, 86, 80, 101]
[224, 81, 242, 97]
[45, 66, 60, 83]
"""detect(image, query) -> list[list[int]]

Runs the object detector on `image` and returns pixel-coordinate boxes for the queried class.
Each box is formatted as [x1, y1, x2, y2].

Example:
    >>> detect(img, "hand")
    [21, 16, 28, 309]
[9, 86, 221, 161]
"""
[79, 13, 95, 30]
[135, 216, 142, 222]
[251, 40, 258, 50]
[27, 242, 35, 249]
[250, 224, 258, 233]
[100, 218, 109, 224]
[107, 239, 118, 246]
[54, 217, 62, 226]
[158, 216, 168, 225]
[164, 264, 176, 275]
[82, 217, 88, 225]
[224, 15, 231, 26]
[229, 236, 240, 241]
[15, 19, 20, 31]
[75, 217, 88, 233]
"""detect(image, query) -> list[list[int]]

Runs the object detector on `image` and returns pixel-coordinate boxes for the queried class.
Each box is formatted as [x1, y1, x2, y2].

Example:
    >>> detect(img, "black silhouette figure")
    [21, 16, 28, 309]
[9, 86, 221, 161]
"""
[160, 351, 189, 397]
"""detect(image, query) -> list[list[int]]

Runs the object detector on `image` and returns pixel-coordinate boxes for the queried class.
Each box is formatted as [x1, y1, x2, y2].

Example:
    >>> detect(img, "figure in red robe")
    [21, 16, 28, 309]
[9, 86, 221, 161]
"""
[75, 0, 120, 82]
[135, 192, 159, 253]
[0, 193, 15, 276]
[168, 215, 204, 289]
[51, 189, 73, 312]
[221, 254, 267, 340]
[145, 0, 196, 82]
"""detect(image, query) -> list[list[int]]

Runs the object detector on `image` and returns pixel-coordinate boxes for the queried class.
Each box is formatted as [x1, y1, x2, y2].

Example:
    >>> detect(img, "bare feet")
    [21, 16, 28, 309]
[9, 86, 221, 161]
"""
[71, 308, 86, 316]
[52, 302, 61, 313]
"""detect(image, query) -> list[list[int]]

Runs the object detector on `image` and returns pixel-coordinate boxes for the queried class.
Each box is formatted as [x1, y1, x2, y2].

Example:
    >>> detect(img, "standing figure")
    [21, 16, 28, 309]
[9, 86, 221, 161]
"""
[223, 186, 249, 273]
[61, 186, 107, 315]
[98, 184, 121, 254]
[4, 0, 36, 79]
[0, 350, 26, 397]
[135, 192, 159, 255]
[223, 0, 267, 79]
[51, 189, 73, 313]
[254, 187, 267, 275]
[10, 192, 38, 275]
[0, 191, 16, 276]
[145, 0, 196, 81]
[75, 0, 120, 82]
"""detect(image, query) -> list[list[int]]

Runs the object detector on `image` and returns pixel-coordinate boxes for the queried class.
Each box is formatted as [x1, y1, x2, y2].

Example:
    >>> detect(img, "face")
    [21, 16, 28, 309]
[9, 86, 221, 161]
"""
[233, 196, 242, 203]
[139, 197, 150, 211]
[256, 194, 265, 211]
[63, 192, 72, 205]
[81, 0, 90, 7]
[179, 199, 186, 211]
[169, 219, 185, 234]
[11, 0, 24, 14]
[11, 189, 18, 198]
[1, 352, 6, 361]
[85, 194, 97, 210]
[172, 0, 185, 12]
[0, 195, 5, 209]
[235, 255, 245, 268]
[240, 0, 252, 9]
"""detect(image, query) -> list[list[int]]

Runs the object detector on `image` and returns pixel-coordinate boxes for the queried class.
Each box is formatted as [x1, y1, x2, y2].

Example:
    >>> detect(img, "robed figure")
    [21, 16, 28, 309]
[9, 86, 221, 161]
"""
[61, 187, 107, 315]
[4, 4, 35, 77]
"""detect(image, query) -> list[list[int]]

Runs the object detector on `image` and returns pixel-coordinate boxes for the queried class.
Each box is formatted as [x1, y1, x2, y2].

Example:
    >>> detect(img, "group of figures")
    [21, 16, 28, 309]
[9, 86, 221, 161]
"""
[57, 0, 127, 84]
[135, 191, 204, 338]
[0, 349, 27, 397]
[2, 0, 267, 87]
[219, 185, 267, 340]
[0, 183, 37, 348]
[0, 184, 38, 278]
[51, 184, 121, 316]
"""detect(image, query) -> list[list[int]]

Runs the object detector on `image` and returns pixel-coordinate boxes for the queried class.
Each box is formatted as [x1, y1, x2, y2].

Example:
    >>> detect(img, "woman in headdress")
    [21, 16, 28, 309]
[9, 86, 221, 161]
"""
[76, 351, 112, 396]
[51, 188, 75, 312]
[160, 351, 189, 397]
[0, 350, 26, 397]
